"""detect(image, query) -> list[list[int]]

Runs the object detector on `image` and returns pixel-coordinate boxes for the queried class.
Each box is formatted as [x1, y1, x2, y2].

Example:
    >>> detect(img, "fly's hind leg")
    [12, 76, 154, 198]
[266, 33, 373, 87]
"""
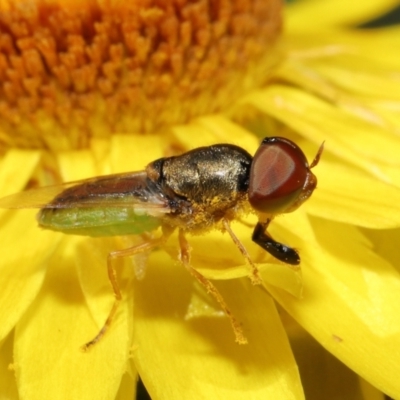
[82, 231, 172, 351]
[222, 218, 262, 285]
[178, 229, 248, 345]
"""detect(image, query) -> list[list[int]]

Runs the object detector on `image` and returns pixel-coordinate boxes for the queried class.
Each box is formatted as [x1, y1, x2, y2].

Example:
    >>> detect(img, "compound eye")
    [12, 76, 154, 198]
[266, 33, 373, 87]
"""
[249, 137, 316, 214]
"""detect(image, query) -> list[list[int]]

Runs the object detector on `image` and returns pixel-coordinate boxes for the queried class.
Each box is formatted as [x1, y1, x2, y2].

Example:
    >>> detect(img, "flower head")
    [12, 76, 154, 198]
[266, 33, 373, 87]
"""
[1, 1, 400, 399]
[0, 0, 281, 149]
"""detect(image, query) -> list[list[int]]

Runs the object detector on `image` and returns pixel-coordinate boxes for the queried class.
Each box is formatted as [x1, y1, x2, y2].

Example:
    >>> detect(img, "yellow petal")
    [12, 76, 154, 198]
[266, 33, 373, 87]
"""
[162, 220, 304, 298]
[285, 316, 386, 400]
[276, 53, 400, 106]
[110, 134, 164, 173]
[195, 116, 260, 153]
[286, 0, 400, 30]
[359, 379, 386, 400]
[0, 333, 18, 399]
[306, 160, 400, 228]
[172, 122, 226, 150]
[310, 61, 400, 99]
[14, 236, 132, 400]
[115, 372, 136, 400]
[0, 150, 40, 195]
[57, 150, 98, 181]
[362, 227, 400, 273]
[0, 211, 60, 341]
[133, 250, 304, 399]
[245, 85, 400, 186]
[269, 217, 400, 399]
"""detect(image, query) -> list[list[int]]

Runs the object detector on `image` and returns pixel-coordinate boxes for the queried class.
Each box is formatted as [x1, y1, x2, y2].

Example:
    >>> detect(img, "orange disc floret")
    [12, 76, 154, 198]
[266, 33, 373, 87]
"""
[0, 0, 282, 150]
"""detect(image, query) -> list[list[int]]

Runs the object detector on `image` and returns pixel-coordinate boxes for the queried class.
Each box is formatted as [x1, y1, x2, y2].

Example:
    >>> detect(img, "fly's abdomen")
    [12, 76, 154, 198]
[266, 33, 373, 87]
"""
[38, 207, 161, 237]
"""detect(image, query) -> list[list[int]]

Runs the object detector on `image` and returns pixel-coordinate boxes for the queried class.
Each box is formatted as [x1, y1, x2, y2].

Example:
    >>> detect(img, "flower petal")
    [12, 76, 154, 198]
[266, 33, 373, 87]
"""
[284, 315, 386, 399]
[195, 116, 260, 153]
[0, 150, 40, 195]
[286, 0, 400, 30]
[14, 237, 132, 400]
[172, 122, 227, 150]
[245, 85, 400, 187]
[305, 160, 400, 228]
[0, 211, 60, 341]
[57, 150, 98, 181]
[0, 333, 18, 399]
[171, 116, 258, 153]
[268, 216, 400, 399]
[162, 220, 304, 298]
[115, 371, 136, 400]
[110, 135, 164, 173]
[133, 250, 304, 399]
[362, 227, 400, 273]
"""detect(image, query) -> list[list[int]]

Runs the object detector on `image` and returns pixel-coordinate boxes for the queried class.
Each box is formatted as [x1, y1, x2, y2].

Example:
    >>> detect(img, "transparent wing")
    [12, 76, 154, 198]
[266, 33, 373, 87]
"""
[0, 171, 171, 215]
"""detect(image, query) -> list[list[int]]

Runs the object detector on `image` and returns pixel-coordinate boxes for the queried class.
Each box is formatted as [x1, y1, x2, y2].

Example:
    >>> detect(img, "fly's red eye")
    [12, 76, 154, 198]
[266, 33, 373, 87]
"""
[249, 137, 318, 214]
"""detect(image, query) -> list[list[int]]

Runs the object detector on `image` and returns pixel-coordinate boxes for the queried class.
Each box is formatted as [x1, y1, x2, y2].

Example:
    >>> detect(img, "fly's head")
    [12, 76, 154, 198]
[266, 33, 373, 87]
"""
[248, 137, 324, 217]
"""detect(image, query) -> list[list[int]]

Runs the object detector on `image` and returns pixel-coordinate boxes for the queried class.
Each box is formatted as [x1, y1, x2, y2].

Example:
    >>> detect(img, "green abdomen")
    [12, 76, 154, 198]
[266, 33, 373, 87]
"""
[38, 207, 161, 237]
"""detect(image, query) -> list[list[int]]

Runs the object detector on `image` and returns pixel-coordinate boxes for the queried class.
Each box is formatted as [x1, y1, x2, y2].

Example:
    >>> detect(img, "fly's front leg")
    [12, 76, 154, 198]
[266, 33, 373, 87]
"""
[178, 229, 248, 345]
[82, 232, 171, 351]
[252, 219, 300, 265]
[222, 218, 262, 285]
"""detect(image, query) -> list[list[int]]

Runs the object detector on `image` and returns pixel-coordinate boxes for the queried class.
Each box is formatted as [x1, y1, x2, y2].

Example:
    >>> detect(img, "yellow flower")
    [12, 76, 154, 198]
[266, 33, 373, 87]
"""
[0, 0, 400, 399]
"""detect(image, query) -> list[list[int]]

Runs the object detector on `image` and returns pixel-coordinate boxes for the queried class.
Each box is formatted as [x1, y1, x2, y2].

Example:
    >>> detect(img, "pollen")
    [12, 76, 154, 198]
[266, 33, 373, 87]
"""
[0, 0, 281, 151]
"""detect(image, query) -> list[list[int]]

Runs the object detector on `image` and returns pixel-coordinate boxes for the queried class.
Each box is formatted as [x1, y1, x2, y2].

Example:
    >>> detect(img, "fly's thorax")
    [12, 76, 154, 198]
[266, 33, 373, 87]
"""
[148, 144, 252, 206]
[145, 144, 253, 232]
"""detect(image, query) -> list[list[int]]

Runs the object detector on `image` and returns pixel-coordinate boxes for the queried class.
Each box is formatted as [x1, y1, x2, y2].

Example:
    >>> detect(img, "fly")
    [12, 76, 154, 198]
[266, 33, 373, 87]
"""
[0, 137, 323, 348]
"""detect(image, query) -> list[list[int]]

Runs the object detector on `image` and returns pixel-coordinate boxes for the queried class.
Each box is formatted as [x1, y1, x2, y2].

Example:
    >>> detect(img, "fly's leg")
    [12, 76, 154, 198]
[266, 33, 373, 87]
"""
[178, 229, 248, 345]
[82, 231, 172, 351]
[222, 218, 262, 285]
[252, 219, 300, 265]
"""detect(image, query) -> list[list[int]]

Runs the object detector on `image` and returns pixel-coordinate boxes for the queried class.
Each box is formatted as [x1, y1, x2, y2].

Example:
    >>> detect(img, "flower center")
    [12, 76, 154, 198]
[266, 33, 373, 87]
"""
[0, 0, 282, 150]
